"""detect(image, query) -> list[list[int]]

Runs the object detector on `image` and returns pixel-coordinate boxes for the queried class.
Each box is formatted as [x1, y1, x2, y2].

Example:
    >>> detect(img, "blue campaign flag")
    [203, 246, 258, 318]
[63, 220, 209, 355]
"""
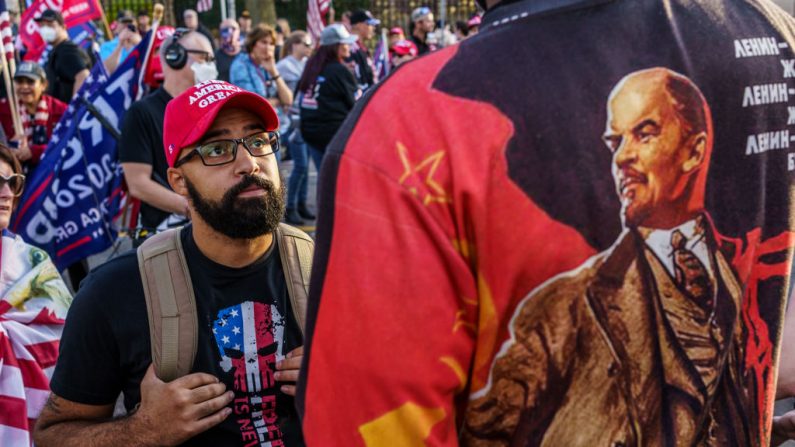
[11, 33, 152, 270]
[67, 22, 99, 52]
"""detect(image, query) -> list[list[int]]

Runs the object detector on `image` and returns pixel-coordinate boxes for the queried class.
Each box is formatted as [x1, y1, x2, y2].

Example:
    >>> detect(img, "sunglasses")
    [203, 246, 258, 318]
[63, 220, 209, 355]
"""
[174, 131, 280, 167]
[302, 40, 313, 46]
[0, 173, 25, 197]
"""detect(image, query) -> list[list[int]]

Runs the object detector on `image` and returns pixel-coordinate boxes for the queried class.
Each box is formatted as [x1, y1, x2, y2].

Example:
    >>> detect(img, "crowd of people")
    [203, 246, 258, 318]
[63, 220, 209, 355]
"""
[4, 0, 795, 446]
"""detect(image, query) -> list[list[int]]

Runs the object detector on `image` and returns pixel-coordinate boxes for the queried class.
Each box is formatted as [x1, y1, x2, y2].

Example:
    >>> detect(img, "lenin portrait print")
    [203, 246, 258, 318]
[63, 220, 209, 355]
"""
[463, 68, 776, 446]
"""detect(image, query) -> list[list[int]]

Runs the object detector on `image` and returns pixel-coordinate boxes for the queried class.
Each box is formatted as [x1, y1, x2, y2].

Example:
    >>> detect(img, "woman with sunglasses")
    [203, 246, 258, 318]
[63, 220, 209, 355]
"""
[277, 30, 316, 225]
[0, 144, 72, 445]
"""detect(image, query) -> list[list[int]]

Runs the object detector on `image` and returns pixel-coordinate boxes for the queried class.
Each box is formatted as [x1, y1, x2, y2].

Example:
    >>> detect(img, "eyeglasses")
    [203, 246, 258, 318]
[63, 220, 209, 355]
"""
[185, 49, 215, 63]
[302, 40, 313, 46]
[174, 131, 280, 167]
[0, 173, 25, 197]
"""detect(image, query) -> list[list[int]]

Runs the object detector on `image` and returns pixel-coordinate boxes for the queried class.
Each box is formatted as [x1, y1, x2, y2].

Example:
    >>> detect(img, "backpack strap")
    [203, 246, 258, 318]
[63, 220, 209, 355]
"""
[276, 223, 314, 335]
[137, 228, 198, 382]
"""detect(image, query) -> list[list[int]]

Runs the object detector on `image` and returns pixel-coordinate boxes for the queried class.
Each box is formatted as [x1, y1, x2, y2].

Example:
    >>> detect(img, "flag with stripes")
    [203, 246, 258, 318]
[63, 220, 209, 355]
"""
[197, 0, 212, 14]
[307, 0, 331, 45]
[0, 230, 72, 445]
[0, 0, 13, 64]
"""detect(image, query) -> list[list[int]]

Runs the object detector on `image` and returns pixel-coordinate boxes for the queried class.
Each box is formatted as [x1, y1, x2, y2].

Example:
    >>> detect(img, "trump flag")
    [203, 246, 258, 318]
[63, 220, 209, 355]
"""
[11, 33, 151, 270]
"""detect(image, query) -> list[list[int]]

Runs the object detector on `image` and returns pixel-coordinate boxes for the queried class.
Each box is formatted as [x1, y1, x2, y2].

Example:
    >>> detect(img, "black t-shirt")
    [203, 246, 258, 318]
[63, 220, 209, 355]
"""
[119, 88, 173, 229]
[409, 34, 432, 56]
[51, 226, 304, 446]
[345, 46, 375, 91]
[45, 40, 90, 104]
[299, 62, 357, 150]
[215, 49, 238, 82]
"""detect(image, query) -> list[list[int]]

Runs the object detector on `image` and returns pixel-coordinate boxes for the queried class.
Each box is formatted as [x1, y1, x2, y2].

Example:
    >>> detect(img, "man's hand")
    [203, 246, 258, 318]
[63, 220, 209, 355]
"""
[131, 364, 234, 446]
[119, 28, 142, 50]
[773, 409, 795, 446]
[274, 346, 303, 396]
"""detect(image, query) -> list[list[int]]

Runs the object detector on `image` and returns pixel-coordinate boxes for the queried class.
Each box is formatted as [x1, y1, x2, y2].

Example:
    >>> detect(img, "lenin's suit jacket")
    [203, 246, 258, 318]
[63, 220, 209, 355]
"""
[463, 227, 752, 447]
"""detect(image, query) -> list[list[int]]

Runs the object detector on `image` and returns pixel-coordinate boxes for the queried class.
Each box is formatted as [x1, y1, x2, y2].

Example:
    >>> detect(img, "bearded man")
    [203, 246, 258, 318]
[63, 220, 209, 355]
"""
[33, 80, 308, 447]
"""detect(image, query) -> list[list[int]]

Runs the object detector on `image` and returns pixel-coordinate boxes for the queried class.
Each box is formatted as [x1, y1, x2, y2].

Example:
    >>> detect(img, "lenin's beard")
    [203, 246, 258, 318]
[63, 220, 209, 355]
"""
[185, 174, 286, 239]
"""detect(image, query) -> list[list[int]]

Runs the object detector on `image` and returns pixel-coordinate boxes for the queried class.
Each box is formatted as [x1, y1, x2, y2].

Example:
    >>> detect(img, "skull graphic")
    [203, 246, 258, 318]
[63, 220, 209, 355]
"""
[213, 301, 286, 445]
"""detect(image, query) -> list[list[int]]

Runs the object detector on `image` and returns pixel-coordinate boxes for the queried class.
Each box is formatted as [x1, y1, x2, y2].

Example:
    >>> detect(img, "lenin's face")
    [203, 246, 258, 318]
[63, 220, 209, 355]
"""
[603, 76, 698, 229]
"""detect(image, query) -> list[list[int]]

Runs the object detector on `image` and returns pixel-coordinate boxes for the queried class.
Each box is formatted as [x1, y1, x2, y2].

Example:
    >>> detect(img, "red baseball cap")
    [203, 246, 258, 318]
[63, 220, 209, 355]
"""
[392, 39, 418, 57]
[163, 80, 279, 167]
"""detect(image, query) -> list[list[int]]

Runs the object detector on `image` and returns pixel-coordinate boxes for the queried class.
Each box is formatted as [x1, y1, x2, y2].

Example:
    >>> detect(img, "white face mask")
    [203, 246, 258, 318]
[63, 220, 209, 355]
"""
[191, 61, 218, 84]
[38, 26, 56, 43]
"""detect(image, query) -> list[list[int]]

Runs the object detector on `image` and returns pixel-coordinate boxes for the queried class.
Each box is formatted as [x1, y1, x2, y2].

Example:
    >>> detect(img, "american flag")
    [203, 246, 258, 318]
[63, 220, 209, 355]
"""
[0, 0, 13, 64]
[0, 230, 71, 445]
[307, 0, 331, 45]
[197, 0, 213, 14]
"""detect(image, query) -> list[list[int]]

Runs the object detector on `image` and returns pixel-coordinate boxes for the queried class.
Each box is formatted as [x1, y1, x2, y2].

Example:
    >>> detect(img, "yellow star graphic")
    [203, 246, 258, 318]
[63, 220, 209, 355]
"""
[359, 402, 446, 446]
[397, 142, 452, 206]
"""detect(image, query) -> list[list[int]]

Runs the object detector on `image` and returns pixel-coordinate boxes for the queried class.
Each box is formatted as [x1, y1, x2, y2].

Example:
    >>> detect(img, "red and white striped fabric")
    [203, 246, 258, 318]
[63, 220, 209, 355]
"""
[196, 0, 213, 14]
[307, 0, 331, 45]
[0, 231, 72, 445]
[0, 0, 14, 63]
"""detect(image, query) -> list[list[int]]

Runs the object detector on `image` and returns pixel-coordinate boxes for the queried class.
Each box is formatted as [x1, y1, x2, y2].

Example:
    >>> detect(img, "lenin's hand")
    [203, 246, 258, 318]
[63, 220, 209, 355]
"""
[274, 346, 303, 396]
[773, 410, 795, 445]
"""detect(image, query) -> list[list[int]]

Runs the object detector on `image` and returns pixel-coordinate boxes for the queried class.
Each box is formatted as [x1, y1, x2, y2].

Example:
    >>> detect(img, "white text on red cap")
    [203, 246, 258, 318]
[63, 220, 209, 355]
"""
[188, 81, 244, 108]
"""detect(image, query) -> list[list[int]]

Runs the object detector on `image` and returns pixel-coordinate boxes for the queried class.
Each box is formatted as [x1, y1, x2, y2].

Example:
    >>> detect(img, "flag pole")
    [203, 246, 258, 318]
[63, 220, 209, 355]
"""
[94, 0, 113, 42]
[0, 49, 23, 142]
[136, 3, 164, 101]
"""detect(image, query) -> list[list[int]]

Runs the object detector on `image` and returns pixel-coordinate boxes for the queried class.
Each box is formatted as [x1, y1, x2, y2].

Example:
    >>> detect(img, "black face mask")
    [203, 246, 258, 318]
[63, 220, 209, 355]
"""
[185, 173, 286, 240]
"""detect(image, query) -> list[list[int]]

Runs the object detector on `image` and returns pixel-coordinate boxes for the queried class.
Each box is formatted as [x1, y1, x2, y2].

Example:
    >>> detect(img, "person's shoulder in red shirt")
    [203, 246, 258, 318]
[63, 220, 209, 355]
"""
[0, 97, 14, 142]
[44, 94, 68, 135]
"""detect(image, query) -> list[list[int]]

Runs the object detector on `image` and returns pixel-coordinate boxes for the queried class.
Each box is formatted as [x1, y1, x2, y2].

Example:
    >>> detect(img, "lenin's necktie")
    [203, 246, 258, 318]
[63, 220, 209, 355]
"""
[671, 230, 713, 310]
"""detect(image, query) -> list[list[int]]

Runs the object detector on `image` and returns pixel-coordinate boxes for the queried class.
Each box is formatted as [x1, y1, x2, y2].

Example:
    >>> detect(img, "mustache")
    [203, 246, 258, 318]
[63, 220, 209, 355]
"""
[225, 175, 275, 201]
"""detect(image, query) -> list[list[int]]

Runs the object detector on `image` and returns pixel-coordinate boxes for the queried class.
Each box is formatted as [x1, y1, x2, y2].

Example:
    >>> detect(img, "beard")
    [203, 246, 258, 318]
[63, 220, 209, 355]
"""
[185, 174, 286, 240]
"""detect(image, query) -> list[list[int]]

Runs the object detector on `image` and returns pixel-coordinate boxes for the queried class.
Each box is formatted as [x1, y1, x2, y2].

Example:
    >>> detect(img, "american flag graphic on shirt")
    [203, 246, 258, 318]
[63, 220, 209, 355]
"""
[213, 301, 286, 446]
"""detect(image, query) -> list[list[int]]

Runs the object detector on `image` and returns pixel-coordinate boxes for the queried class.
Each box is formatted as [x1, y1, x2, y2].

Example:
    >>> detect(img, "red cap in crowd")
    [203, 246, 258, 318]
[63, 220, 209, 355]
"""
[388, 27, 404, 36]
[163, 80, 279, 167]
[392, 39, 418, 57]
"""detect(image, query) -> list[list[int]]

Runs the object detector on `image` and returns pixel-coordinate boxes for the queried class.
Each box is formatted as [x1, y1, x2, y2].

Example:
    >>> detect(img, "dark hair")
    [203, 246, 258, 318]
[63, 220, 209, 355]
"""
[137, 9, 149, 17]
[296, 44, 342, 93]
[0, 145, 24, 207]
[245, 24, 277, 53]
[455, 20, 469, 36]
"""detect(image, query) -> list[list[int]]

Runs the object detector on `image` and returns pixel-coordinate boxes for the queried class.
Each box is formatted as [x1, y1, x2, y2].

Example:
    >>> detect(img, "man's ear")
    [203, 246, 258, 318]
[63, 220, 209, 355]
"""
[167, 167, 189, 196]
[682, 132, 707, 173]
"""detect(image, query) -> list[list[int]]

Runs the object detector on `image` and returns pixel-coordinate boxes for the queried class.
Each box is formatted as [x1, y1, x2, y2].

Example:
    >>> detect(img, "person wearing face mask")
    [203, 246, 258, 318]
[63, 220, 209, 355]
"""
[118, 29, 217, 243]
[229, 24, 293, 160]
[0, 62, 67, 168]
[33, 9, 90, 104]
[214, 18, 241, 82]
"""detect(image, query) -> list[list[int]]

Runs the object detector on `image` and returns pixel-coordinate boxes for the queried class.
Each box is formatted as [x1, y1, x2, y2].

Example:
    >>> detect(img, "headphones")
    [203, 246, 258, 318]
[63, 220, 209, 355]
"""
[164, 27, 190, 69]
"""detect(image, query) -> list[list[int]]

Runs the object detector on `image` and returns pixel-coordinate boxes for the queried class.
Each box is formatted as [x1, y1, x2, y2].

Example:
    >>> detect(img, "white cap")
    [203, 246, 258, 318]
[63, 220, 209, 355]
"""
[320, 24, 358, 46]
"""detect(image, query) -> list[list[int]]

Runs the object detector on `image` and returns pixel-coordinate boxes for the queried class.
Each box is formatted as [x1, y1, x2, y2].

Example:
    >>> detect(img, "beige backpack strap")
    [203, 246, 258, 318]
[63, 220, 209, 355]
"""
[276, 223, 314, 335]
[136, 228, 198, 382]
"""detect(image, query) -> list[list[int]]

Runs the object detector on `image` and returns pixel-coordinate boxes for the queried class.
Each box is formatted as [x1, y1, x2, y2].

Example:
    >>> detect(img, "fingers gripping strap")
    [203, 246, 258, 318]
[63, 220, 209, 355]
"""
[137, 229, 198, 382]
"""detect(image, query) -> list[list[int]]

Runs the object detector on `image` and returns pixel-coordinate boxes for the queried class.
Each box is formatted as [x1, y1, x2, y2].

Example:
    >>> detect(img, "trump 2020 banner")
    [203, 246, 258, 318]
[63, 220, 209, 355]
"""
[11, 32, 151, 270]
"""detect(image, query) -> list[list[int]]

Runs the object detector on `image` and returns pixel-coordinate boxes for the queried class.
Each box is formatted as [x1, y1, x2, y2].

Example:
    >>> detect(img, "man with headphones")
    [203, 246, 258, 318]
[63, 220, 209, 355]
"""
[119, 28, 218, 243]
